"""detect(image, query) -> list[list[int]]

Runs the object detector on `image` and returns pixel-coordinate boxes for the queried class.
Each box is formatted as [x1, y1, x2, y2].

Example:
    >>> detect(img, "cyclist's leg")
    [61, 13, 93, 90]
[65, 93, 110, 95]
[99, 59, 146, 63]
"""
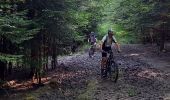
[108, 64, 111, 77]
[107, 47, 112, 76]
[89, 42, 93, 57]
[104, 47, 112, 78]
[91, 42, 95, 53]
[91, 42, 95, 57]
[93, 42, 97, 51]
[101, 51, 107, 78]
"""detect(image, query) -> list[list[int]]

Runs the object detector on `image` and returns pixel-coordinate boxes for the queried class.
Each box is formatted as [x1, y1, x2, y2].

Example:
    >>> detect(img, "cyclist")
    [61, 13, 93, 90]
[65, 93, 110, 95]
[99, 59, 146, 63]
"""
[100, 29, 121, 78]
[88, 32, 97, 45]
[88, 32, 97, 57]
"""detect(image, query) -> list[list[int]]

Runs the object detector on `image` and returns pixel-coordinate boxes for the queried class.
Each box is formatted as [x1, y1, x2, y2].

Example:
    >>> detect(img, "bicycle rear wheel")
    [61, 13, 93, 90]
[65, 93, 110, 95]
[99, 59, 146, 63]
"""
[89, 47, 94, 58]
[109, 62, 119, 82]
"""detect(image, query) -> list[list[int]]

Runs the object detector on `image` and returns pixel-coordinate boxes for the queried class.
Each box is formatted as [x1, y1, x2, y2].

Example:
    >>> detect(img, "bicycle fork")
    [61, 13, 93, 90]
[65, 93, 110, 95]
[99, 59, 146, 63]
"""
[102, 61, 112, 78]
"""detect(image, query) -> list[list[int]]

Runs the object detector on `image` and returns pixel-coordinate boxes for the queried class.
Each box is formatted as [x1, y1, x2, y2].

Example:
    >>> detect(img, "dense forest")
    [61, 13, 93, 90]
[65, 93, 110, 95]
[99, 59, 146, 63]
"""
[0, 0, 170, 97]
[0, 0, 106, 84]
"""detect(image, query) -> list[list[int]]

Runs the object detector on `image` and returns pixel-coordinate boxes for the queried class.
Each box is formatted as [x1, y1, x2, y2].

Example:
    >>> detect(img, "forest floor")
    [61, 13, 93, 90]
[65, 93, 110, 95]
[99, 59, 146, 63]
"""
[0, 44, 170, 100]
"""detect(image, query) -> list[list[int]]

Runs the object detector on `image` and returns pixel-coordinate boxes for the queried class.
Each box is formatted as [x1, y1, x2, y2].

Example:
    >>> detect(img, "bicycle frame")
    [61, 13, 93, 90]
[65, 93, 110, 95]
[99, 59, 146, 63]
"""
[102, 50, 119, 82]
[108, 51, 114, 62]
[106, 51, 115, 72]
[89, 43, 96, 58]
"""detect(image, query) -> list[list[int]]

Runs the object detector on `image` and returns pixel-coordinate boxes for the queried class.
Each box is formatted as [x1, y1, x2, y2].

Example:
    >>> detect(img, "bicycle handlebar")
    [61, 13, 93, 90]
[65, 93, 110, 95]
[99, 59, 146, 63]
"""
[100, 49, 121, 54]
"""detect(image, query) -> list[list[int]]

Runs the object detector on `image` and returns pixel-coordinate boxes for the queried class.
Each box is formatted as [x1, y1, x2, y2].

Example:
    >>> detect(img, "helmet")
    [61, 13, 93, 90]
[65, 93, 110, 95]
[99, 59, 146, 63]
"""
[108, 28, 115, 34]
[90, 32, 95, 36]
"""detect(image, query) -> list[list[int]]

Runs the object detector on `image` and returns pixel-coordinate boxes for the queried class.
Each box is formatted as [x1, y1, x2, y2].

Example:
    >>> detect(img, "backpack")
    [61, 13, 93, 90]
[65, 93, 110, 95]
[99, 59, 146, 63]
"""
[103, 35, 116, 47]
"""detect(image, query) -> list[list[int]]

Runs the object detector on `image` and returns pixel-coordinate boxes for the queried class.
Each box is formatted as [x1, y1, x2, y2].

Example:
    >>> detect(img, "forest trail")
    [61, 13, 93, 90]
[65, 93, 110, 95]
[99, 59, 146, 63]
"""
[1, 44, 170, 100]
[59, 44, 170, 100]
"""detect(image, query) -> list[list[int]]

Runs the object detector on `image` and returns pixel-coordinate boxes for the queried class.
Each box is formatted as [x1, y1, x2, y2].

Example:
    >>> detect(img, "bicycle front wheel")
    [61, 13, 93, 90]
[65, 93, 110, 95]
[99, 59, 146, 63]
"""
[89, 47, 94, 58]
[109, 62, 119, 82]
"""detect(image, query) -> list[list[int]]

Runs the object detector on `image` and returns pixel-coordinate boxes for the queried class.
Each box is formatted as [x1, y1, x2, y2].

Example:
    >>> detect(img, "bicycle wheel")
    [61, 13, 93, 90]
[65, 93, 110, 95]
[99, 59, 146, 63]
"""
[89, 47, 94, 58]
[109, 62, 119, 82]
[88, 48, 92, 57]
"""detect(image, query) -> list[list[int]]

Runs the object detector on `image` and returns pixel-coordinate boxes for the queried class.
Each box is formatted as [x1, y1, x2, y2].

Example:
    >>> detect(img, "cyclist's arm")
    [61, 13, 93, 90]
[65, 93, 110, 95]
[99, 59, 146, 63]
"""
[100, 41, 103, 50]
[95, 38, 98, 42]
[112, 36, 121, 52]
[100, 35, 106, 49]
[115, 43, 121, 52]
[88, 37, 90, 43]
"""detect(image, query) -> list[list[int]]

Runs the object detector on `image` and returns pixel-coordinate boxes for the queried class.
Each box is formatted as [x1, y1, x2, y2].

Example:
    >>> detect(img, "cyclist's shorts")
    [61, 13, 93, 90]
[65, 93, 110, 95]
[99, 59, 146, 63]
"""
[90, 42, 95, 45]
[102, 46, 111, 57]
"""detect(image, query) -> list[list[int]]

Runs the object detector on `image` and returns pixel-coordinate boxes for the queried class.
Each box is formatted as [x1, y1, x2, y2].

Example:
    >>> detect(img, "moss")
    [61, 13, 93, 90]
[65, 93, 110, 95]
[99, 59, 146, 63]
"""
[127, 88, 137, 97]
[77, 79, 98, 100]
[24, 85, 51, 100]
[24, 95, 36, 100]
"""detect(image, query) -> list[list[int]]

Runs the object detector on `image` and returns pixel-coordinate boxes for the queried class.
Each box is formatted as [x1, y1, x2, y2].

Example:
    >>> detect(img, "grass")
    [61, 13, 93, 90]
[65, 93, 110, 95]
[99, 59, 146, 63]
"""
[78, 43, 91, 53]
[127, 88, 137, 97]
[77, 79, 98, 100]
[24, 95, 36, 100]
[24, 85, 52, 100]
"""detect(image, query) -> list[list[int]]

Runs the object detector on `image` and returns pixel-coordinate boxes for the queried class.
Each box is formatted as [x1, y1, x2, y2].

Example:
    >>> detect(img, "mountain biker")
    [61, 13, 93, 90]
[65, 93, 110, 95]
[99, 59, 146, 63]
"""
[100, 29, 121, 78]
[88, 32, 97, 45]
[88, 32, 97, 57]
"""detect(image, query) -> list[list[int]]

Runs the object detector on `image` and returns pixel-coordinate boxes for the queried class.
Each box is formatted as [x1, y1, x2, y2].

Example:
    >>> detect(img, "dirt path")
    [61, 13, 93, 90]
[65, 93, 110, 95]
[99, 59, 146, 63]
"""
[78, 44, 170, 100]
[59, 44, 170, 100]
[1, 44, 170, 100]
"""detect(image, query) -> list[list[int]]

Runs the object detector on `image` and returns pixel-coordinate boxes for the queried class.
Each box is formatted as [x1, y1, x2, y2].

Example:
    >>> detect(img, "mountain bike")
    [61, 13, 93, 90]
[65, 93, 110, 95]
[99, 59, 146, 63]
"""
[89, 43, 96, 58]
[102, 50, 119, 82]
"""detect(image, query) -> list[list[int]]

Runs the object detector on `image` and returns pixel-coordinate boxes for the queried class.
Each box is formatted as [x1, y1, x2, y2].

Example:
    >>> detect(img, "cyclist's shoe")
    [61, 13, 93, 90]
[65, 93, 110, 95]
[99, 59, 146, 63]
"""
[101, 75, 107, 80]
[101, 69, 106, 78]
[118, 50, 121, 53]
[101, 71, 108, 79]
[101, 69, 104, 78]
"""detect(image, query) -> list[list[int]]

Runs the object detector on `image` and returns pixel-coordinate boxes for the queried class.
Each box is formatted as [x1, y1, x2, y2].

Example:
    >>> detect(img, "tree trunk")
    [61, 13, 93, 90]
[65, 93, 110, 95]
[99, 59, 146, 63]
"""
[45, 56, 48, 71]
[0, 61, 6, 81]
[160, 32, 165, 51]
[38, 71, 41, 84]
[51, 39, 57, 69]
[8, 62, 12, 75]
[43, 46, 48, 71]
[30, 47, 36, 80]
[149, 29, 154, 44]
[38, 46, 42, 84]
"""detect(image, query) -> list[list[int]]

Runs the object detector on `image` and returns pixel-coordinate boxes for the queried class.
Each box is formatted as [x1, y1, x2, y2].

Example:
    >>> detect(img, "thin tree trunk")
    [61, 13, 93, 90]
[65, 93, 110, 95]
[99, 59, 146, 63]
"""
[30, 47, 36, 81]
[160, 32, 165, 51]
[0, 61, 6, 81]
[149, 29, 154, 45]
[38, 46, 42, 84]
[8, 62, 12, 75]
[51, 38, 57, 70]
